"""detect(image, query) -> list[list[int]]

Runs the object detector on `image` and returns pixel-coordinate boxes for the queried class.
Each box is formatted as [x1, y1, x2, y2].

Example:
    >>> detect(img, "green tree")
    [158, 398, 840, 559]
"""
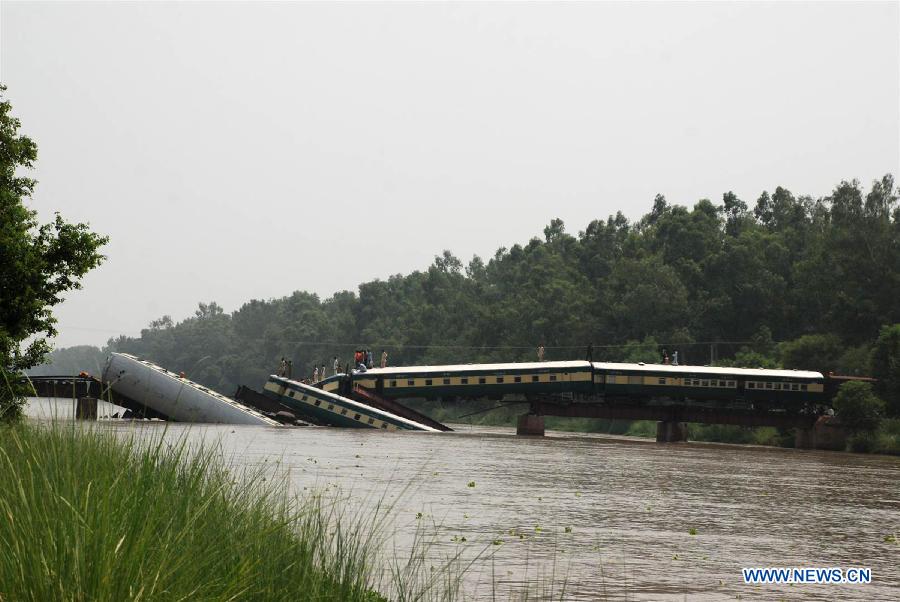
[0, 85, 108, 420]
[871, 324, 900, 417]
[832, 381, 885, 433]
[779, 334, 843, 373]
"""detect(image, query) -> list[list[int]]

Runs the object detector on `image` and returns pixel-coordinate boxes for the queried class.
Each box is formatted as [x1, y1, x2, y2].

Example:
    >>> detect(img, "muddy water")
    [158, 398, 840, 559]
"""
[27, 397, 899, 600]
[84, 420, 895, 601]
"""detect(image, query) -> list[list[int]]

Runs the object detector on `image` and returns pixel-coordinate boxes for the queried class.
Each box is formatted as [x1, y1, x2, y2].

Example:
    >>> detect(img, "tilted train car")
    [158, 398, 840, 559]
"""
[262, 375, 438, 431]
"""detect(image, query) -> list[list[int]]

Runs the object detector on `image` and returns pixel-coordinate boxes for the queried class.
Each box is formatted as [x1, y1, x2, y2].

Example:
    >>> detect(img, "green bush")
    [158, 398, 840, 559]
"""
[833, 381, 886, 433]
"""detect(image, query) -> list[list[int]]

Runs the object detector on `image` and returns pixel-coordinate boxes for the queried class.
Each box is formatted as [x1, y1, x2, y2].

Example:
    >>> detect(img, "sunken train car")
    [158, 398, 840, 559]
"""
[343, 360, 828, 411]
[263, 375, 439, 431]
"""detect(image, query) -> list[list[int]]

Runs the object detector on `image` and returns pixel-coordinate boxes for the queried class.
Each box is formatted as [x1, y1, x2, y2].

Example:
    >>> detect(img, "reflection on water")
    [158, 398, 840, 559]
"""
[30, 399, 900, 600]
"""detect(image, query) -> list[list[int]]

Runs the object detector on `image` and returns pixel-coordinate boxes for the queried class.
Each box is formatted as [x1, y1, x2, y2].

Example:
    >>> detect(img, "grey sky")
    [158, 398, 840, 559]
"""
[2, 1, 898, 348]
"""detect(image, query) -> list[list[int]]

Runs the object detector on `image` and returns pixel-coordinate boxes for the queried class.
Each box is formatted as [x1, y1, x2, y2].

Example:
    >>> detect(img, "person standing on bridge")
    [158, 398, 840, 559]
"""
[537, 344, 545, 362]
[381, 349, 387, 368]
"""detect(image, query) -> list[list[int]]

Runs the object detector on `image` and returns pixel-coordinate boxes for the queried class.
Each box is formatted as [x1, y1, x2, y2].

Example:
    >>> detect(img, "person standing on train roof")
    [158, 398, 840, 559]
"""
[321, 364, 326, 379]
[381, 349, 387, 368]
[537, 344, 545, 362]
[366, 349, 373, 369]
[278, 357, 286, 377]
[672, 351, 679, 366]
[333, 356, 339, 375]
[586, 343, 593, 363]
[287, 360, 293, 378]
[662, 349, 670, 365]
[313, 366, 318, 382]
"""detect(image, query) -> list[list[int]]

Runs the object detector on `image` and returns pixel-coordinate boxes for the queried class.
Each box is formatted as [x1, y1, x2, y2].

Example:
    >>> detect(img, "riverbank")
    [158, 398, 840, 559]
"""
[0, 423, 399, 601]
[408, 399, 900, 455]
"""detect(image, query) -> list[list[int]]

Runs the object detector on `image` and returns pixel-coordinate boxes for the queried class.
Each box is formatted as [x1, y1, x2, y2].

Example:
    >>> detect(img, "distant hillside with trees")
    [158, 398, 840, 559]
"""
[36, 175, 900, 426]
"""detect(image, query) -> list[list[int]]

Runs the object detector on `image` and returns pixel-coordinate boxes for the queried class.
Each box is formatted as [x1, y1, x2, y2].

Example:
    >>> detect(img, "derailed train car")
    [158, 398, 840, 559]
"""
[103, 352, 280, 425]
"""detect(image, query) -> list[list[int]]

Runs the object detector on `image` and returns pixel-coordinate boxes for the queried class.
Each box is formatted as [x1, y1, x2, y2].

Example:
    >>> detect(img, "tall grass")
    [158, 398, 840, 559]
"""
[0, 423, 396, 601]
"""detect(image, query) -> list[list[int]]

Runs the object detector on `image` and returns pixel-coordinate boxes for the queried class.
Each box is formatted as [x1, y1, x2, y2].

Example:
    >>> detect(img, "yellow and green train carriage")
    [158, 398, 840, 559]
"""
[344, 360, 826, 411]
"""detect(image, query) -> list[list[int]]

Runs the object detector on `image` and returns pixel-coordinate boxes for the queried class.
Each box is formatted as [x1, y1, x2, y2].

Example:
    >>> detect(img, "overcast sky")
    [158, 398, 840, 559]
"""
[2, 1, 898, 348]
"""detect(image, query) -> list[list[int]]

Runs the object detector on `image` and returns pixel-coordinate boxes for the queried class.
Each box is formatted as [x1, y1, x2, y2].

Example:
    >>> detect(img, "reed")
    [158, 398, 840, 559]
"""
[0, 422, 394, 601]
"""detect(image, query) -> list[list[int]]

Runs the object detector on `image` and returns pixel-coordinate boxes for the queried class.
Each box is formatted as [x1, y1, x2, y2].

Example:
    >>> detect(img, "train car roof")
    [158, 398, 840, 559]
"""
[592, 362, 823, 379]
[358, 360, 592, 375]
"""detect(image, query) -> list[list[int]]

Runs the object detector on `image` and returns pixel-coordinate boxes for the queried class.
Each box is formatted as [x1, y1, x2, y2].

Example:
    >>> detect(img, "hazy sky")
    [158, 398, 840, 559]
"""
[2, 1, 898, 348]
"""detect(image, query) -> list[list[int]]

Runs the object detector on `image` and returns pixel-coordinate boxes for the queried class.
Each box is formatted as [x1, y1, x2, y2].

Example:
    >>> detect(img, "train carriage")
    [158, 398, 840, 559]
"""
[353, 360, 595, 400]
[592, 362, 824, 410]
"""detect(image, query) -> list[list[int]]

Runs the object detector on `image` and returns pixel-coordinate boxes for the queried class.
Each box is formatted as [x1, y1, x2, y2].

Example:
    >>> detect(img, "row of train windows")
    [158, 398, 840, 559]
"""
[747, 381, 807, 391]
[388, 374, 558, 387]
[305, 396, 389, 428]
[678, 379, 736, 388]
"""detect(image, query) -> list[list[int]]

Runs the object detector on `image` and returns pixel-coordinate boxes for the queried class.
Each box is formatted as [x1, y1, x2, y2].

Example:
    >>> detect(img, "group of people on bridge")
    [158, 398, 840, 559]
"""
[276, 349, 389, 384]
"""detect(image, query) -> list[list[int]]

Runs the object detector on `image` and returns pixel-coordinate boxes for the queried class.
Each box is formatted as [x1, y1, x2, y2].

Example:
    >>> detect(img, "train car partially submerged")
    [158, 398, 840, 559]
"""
[103, 353, 280, 426]
[263, 375, 439, 432]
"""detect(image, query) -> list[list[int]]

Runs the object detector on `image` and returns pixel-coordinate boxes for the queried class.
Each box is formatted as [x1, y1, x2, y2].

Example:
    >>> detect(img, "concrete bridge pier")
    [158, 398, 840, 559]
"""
[656, 421, 688, 443]
[75, 397, 98, 420]
[517, 413, 545, 436]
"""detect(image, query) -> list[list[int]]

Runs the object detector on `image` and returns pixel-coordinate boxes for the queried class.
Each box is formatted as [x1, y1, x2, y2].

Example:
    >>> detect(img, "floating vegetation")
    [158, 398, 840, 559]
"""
[688, 528, 698, 536]
[564, 526, 572, 534]
[415, 512, 423, 520]
[467, 481, 476, 488]
[884, 534, 897, 544]
[492, 539, 503, 546]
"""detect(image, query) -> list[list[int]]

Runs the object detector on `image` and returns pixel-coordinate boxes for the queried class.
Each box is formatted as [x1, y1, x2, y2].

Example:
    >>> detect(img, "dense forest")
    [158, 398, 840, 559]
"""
[35, 175, 900, 423]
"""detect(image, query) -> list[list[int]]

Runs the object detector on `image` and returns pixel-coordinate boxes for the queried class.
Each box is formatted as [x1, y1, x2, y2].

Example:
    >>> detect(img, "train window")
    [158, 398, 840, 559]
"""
[354, 414, 361, 421]
[443, 378, 450, 385]
[792, 383, 799, 391]
[719, 380, 726, 387]
[314, 400, 321, 406]
[302, 395, 308, 401]
[702, 380, 709, 387]
[390, 380, 397, 387]
[748, 382, 755, 389]
[658, 378, 666, 385]
[550, 375, 557, 382]
[368, 418, 375, 425]
[729, 381, 735, 387]
[289, 391, 295, 397]
[340, 408, 347, 415]
[425, 379, 432, 386]
[381, 423, 388, 429]
[514, 376, 522, 383]
[407, 379, 415, 386]
[497, 377, 504, 383]
[801, 384, 808, 391]
[478, 377, 486, 384]
[766, 382, 773, 389]
[532, 375, 539, 382]
[461, 378, 469, 385]
[327, 404, 334, 410]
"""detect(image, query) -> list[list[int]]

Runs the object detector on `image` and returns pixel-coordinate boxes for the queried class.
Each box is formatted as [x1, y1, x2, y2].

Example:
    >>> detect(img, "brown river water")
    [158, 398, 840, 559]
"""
[26, 400, 900, 600]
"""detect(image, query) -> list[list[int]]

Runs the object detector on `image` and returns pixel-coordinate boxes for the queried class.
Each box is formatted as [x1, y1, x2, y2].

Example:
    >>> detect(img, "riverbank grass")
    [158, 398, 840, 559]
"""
[0, 423, 389, 601]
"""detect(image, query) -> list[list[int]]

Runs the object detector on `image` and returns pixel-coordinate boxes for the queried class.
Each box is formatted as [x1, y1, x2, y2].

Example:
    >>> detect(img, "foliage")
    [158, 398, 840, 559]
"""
[871, 324, 900, 416]
[832, 381, 885, 433]
[0, 85, 107, 421]
[779, 334, 844, 373]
